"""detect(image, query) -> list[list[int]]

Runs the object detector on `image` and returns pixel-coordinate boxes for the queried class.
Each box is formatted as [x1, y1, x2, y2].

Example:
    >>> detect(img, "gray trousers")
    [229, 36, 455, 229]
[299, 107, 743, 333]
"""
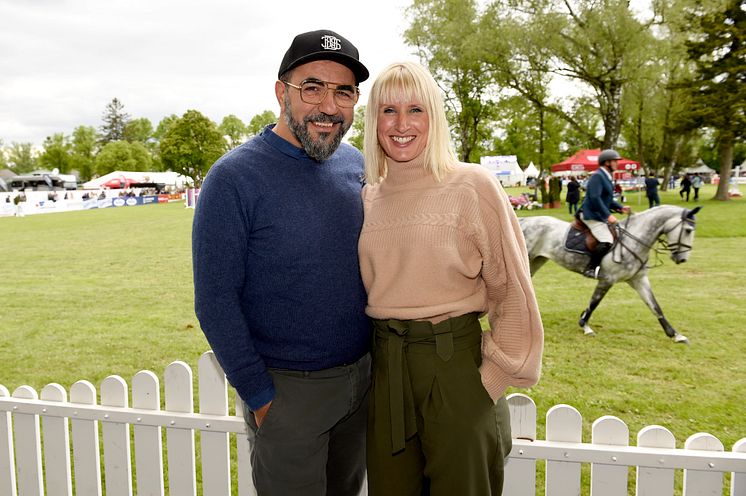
[243, 353, 371, 496]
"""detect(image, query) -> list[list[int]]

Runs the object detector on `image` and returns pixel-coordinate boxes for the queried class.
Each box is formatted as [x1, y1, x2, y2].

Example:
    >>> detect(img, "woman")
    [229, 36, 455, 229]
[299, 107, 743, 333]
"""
[566, 176, 581, 214]
[359, 61, 544, 495]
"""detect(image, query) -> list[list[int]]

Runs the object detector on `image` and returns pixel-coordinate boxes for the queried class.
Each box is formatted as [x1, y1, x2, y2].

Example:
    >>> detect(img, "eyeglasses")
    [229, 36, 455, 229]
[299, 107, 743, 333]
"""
[281, 79, 359, 108]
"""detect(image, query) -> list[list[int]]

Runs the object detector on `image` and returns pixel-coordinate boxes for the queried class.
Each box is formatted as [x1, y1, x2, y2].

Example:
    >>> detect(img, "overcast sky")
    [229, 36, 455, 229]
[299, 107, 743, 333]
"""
[1, 0, 655, 149]
[0, 0, 418, 146]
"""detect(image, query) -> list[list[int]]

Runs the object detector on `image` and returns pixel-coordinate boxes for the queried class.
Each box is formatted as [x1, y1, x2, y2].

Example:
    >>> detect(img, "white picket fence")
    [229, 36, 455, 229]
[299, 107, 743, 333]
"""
[1, 351, 745, 496]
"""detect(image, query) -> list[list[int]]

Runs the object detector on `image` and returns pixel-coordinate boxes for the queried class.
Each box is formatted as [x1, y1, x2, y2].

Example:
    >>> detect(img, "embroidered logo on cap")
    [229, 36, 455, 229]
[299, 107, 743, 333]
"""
[321, 35, 342, 51]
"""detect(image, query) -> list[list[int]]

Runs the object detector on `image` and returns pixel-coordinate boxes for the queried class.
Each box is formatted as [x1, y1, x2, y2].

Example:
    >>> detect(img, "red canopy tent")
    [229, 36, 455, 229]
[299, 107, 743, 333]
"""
[551, 149, 639, 179]
[101, 174, 145, 189]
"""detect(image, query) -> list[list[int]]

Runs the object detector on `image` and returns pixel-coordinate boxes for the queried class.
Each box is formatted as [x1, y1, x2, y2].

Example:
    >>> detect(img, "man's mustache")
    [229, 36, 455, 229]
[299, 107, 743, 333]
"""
[304, 113, 344, 125]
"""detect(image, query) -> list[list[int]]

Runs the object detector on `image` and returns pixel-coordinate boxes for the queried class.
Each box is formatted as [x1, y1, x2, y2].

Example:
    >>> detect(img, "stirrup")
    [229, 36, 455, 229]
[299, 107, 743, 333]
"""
[583, 266, 600, 279]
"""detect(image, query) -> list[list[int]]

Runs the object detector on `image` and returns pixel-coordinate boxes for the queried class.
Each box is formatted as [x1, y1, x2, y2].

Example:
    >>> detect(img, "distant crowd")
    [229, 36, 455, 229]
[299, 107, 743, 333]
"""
[509, 172, 709, 213]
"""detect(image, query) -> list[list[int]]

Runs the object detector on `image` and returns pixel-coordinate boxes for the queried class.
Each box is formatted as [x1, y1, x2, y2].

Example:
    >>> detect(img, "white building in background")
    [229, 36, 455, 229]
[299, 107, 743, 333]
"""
[479, 155, 526, 186]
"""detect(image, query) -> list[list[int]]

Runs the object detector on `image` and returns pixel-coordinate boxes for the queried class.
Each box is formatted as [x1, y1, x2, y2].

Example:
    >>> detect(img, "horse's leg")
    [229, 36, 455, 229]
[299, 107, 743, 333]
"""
[578, 281, 613, 336]
[626, 275, 689, 344]
[529, 257, 549, 276]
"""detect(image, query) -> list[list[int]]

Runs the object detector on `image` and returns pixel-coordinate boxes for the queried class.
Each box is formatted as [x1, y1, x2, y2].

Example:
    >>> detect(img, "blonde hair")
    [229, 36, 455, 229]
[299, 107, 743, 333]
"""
[363, 62, 458, 183]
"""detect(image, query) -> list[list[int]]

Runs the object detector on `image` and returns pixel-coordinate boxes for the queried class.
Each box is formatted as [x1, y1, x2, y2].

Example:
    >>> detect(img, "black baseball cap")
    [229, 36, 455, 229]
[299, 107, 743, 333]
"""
[278, 29, 369, 84]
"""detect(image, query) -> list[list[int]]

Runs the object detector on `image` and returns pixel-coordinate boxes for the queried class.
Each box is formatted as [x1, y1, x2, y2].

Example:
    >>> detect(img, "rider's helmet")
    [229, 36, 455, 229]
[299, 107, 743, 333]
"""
[598, 149, 622, 167]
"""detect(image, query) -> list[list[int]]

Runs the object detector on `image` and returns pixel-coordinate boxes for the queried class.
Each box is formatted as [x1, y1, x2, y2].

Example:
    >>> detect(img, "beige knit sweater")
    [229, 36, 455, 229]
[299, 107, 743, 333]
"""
[358, 156, 544, 401]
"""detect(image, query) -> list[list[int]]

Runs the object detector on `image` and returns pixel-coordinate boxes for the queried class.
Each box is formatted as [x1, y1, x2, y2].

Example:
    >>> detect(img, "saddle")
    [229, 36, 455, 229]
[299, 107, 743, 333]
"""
[564, 217, 618, 255]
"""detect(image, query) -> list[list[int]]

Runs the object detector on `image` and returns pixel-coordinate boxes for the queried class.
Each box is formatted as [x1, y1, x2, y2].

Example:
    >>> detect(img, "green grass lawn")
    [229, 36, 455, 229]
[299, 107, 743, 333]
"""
[1, 186, 745, 492]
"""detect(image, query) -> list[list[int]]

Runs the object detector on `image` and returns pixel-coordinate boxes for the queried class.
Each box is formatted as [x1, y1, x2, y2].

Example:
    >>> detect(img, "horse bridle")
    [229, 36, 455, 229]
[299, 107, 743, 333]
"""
[658, 211, 696, 256]
[613, 211, 696, 273]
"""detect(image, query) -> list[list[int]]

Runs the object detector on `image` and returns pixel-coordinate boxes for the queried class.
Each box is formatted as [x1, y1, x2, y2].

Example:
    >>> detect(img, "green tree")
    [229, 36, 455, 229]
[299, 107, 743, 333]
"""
[619, 0, 704, 189]
[219, 115, 248, 149]
[160, 110, 226, 187]
[528, 0, 655, 149]
[489, 96, 566, 170]
[100, 98, 130, 144]
[683, 0, 745, 200]
[7, 142, 37, 173]
[71, 125, 98, 181]
[72, 126, 98, 157]
[123, 117, 154, 144]
[150, 115, 180, 172]
[154, 115, 179, 140]
[95, 141, 152, 176]
[0, 139, 7, 169]
[348, 105, 366, 152]
[39, 133, 72, 173]
[481, 4, 561, 171]
[247, 110, 277, 136]
[405, 0, 495, 162]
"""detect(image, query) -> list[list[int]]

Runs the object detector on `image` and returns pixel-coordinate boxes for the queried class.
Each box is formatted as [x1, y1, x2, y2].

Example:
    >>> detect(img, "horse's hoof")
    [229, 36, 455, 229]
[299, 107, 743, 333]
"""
[583, 325, 596, 336]
[674, 334, 690, 344]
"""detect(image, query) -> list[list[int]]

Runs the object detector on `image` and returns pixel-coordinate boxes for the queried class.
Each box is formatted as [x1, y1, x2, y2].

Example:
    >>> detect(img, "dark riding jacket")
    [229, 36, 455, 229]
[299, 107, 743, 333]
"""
[580, 167, 624, 221]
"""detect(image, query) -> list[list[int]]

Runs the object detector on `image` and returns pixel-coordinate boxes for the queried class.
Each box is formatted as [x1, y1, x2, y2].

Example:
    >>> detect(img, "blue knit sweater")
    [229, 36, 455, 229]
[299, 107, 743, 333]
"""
[192, 125, 371, 410]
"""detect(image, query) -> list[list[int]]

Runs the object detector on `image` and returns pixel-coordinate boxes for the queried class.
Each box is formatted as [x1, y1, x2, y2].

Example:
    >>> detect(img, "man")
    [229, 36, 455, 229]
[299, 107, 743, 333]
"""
[680, 173, 692, 201]
[691, 173, 703, 201]
[579, 149, 631, 279]
[13, 192, 25, 217]
[644, 172, 661, 209]
[192, 30, 371, 495]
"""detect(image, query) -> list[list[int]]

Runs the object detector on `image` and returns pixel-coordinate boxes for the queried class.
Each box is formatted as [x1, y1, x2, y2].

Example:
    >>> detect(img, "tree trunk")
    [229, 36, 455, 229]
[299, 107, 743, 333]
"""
[602, 82, 623, 149]
[663, 137, 682, 192]
[714, 132, 734, 201]
[636, 97, 644, 172]
[658, 97, 674, 191]
[539, 106, 545, 171]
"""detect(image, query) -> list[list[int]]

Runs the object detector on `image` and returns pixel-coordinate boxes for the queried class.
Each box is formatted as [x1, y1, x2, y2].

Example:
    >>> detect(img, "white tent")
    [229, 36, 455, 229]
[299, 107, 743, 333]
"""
[523, 162, 540, 178]
[479, 155, 526, 186]
[685, 159, 716, 175]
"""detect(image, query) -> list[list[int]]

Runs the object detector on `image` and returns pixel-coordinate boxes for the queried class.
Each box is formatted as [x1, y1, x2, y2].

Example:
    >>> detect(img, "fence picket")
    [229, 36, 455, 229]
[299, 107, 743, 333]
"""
[591, 415, 629, 496]
[546, 404, 582, 496]
[12, 386, 43, 496]
[733, 438, 746, 496]
[683, 432, 724, 496]
[40, 384, 73, 496]
[165, 361, 197, 496]
[636, 425, 676, 496]
[70, 380, 102, 496]
[504, 393, 537, 496]
[234, 394, 256, 496]
[100, 375, 133, 496]
[2, 355, 745, 495]
[132, 371, 164, 496]
[0, 385, 17, 496]
[198, 351, 231, 496]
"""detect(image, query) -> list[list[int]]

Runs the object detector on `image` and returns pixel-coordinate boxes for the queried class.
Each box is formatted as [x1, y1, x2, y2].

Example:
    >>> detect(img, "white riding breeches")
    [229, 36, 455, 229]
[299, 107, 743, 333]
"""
[581, 216, 614, 244]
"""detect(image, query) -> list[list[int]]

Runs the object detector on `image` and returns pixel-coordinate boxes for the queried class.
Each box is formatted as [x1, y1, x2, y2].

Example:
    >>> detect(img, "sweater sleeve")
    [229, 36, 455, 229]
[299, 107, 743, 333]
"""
[473, 171, 544, 401]
[192, 170, 275, 411]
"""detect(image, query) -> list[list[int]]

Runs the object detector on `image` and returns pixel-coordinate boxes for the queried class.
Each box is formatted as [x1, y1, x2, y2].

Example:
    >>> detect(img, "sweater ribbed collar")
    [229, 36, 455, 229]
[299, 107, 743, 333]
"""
[261, 123, 316, 162]
[381, 155, 433, 189]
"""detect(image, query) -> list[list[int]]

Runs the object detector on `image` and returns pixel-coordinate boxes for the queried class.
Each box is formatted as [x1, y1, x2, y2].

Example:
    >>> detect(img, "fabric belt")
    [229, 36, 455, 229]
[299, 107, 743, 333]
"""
[372, 313, 481, 454]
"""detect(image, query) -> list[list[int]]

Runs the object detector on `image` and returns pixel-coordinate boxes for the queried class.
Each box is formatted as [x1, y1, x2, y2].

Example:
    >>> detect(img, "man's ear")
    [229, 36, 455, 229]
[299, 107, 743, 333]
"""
[275, 80, 286, 109]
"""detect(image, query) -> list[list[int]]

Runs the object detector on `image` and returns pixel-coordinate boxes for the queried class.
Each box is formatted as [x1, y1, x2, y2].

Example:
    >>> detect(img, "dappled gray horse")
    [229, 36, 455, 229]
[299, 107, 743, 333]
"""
[519, 205, 701, 343]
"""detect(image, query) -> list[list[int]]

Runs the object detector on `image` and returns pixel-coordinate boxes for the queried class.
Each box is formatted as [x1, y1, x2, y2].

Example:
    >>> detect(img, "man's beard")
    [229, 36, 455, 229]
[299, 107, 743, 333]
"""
[283, 94, 351, 161]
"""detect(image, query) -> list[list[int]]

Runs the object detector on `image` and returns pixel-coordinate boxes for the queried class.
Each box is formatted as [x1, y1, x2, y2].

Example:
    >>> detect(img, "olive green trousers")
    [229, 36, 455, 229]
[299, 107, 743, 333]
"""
[367, 313, 512, 496]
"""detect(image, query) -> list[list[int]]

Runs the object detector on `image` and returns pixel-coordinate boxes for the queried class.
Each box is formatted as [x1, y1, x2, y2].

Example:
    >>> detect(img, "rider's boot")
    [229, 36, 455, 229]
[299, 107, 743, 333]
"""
[583, 242, 612, 279]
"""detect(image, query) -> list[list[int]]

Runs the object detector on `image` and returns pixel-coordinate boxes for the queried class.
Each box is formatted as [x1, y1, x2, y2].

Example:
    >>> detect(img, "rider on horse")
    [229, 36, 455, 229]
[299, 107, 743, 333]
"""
[579, 149, 631, 279]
